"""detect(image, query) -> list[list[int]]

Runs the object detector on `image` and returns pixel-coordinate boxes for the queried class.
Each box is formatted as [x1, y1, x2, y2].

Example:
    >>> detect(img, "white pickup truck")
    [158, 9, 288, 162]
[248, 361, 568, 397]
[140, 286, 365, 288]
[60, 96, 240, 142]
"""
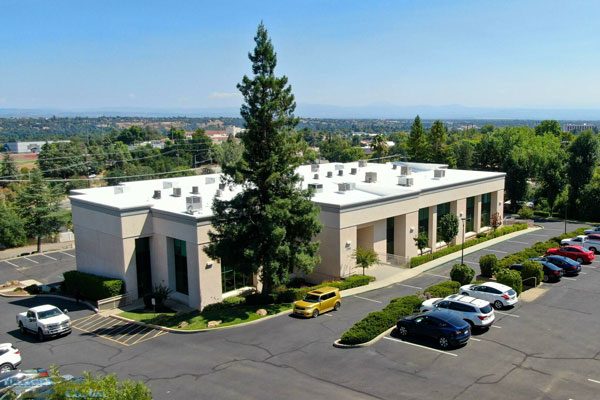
[560, 235, 600, 253]
[16, 305, 71, 341]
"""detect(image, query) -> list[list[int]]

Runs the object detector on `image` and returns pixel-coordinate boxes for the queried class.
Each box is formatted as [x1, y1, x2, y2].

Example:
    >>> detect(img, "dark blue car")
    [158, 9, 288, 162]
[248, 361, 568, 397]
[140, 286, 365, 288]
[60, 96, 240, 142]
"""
[510, 260, 562, 282]
[396, 310, 471, 349]
[532, 255, 581, 276]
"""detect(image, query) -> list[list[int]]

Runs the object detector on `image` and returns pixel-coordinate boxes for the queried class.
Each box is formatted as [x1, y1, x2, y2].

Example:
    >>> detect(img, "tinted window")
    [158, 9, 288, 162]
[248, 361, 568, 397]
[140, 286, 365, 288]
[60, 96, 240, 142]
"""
[437, 301, 450, 308]
[507, 289, 516, 296]
[479, 304, 493, 313]
[452, 302, 475, 312]
[487, 287, 502, 294]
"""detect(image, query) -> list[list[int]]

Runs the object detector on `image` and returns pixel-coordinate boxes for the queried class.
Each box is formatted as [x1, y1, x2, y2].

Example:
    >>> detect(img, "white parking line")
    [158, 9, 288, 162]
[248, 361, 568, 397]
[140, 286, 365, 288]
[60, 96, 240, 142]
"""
[482, 249, 508, 254]
[544, 228, 562, 231]
[40, 253, 57, 261]
[424, 273, 448, 279]
[563, 277, 577, 281]
[580, 272, 588, 275]
[3, 260, 20, 268]
[506, 240, 530, 245]
[353, 295, 382, 304]
[24, 257, 38, 264]
[463, 261, 478, 265]
[587, 378, 600, 384]
[470, 338, 481, 342]
[495, 311, 519, 318]
[525, 233, 549, 237]
[395, 283, 423, 290]
[383, 336, 458, 357]
[491, 325, 502, 329]
[59, 251, 76, 258]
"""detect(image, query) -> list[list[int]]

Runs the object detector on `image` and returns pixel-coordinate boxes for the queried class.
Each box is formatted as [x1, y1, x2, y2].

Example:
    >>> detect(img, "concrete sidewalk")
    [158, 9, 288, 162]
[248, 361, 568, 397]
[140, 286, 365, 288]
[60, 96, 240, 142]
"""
[341, 226, 541, 298]
[0, 241, 74, 260]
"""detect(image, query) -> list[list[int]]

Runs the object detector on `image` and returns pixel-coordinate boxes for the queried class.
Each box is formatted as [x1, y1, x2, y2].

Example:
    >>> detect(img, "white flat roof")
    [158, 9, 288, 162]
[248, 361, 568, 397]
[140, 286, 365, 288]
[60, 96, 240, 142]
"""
[69, 161, 504, 218]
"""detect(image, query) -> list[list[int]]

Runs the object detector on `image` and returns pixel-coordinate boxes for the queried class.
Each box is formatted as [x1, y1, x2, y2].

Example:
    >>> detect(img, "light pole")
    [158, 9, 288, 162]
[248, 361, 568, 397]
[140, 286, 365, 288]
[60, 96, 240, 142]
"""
[460, 216, 470, 266]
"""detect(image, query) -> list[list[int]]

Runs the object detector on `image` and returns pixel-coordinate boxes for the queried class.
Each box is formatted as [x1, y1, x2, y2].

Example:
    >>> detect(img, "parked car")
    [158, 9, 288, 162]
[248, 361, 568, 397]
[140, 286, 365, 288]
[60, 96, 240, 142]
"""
[0, 369, 49, 395]
[459, 282, 518, 310]
[584, 226, 600, 235]
[531, 255, 581, 276]
[292, 287, 341, 318]
[546, 245, 595, 264]
[0, 344, 20, 374]
[510, 260, 562, 283]
[420, 294, 495, 329]
[560, 235, 600, 253]
[396, 310, 471, 349]
[587, 233, 600, 241]
[16, 305, 71, 341]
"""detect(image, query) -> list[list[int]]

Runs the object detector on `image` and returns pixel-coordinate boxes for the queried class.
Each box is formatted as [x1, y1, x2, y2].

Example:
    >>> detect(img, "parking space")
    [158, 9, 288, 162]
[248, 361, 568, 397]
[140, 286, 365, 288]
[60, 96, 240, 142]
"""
[71, 314, 167, 346]
[0, 249, 76, 284]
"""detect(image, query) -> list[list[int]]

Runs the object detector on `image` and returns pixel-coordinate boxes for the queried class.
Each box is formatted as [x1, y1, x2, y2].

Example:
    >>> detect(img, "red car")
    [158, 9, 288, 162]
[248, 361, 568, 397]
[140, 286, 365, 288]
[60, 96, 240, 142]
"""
[546, 245, 595, 264]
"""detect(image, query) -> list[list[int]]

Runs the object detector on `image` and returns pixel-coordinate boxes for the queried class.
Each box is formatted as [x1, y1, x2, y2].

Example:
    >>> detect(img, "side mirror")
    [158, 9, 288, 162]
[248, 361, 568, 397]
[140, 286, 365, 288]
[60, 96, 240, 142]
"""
[63, 309, 68, 314]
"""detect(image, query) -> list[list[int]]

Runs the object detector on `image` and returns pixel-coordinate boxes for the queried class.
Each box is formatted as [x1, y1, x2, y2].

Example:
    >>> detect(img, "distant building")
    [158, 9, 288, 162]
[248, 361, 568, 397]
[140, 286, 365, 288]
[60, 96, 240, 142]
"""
[205, 130, 229, 144]
[5, 140, 70, 154]
[564, 123, 596, 134]
[225, 126, 245, 137]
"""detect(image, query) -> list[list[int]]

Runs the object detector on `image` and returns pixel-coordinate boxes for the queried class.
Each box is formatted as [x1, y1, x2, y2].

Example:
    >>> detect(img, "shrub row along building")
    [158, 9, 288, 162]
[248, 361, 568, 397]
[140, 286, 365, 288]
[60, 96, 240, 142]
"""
[70, 161, 505, 309]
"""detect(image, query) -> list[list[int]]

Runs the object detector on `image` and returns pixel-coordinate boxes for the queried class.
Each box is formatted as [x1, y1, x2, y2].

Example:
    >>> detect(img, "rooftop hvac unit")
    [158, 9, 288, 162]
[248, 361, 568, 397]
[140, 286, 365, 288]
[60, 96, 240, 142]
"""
[327, 171, 333, 178]
[172, 187, 182, 197]
[434, 169, 446, 179]
[398, 176, 414, 187]
[334, 164, 344, 170]
[163, 181, 173, 189]
[400, 166, 411, 176]
[311, 164, 319, 172]
[153, 190, 161, 199]
[191, 186, 199, 194]
[365, 172, 377, 183]
[114, 187, 124, 194]
[338, 170, 344, 176]
[337, 182, 355, 192]
[392, 164, 397, 170]
[308, 183, 323, 193]
[313, 173, 319, 179]
[215, 189, 222, 198]
[205, 177, 216, 184]
[350, 168, 357, 175]
[359, 160, 367, 167]
[186, 196, 202, 214]
[218, 183, 226, 190]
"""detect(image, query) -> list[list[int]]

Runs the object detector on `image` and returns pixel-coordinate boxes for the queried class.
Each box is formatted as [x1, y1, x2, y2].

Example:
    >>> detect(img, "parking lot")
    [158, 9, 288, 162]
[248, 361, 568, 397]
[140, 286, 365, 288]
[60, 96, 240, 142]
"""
[0, 249, 76, 285]
[71, 314, 167, 346]
[2, 221, 600, 399]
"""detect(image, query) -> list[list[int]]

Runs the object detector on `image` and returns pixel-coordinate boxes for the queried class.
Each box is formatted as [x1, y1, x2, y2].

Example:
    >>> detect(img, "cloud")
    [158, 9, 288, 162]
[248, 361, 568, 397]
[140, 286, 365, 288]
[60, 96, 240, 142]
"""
[209, 92, 241, 99]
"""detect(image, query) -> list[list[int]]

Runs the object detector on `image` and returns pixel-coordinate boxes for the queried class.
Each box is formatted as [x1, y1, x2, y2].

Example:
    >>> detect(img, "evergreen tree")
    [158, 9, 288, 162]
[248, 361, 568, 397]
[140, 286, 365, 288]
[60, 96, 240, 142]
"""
[16, 169, 62, 252]
[0, 201, 27, 248]
[408, 115, 428, 162]
[206, 24, 322, 294]
[428, 120, 448, 163]
[370, 134, 389, 161]
[0, 153, 18, 187]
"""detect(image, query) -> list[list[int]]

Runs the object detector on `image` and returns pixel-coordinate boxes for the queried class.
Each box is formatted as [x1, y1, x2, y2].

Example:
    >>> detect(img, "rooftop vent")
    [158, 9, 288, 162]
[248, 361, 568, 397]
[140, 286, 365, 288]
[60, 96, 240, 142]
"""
[313, 173, 319, 179]
[172, 187, 181, 197]
[400, 166, 411, 176]
[337, 182, 356, 192]
[114, 187, 124, 194]
[205, 177, 216, 184]
[308, 183, 323, 193]
[218, 183, 226, 190]
[434, 169, 446, 179]
[327, 171, 333, 178]
[350, 168, 357, 175]
[153, 190, 162, 199]
[365, 172, 377, 183]
[163, 181, 173, 189]
[359, 160, 367, 167]
[311, 164, 320, 172]
[338, 170, 344, 176]
[398, 176, 414, 187]
[334, 164, 344, 170]
[186, 196, 202, 214]
[215, 189, 222, 198]
[392, 164, 397, 170]
[191, 186, 199, 194]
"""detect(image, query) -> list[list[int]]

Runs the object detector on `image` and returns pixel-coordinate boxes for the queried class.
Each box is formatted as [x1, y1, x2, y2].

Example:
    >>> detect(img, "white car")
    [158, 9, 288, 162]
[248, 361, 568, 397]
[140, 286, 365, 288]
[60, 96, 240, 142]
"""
[459, 282, 518, 310]
[560, 235, 600, 253]
[584, 226, 600, 235]
[420, 294, 495, 328]
[16, 305, 71, 341]
[0, 343, 21, 373]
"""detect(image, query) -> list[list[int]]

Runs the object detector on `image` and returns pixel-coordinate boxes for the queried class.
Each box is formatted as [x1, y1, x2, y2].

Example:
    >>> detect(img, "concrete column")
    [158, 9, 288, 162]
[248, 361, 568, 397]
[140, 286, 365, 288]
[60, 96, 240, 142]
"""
[373, 219, 387, 255]
[394, 211, 419, 259]
[474, 195, 482, 232]
[491, 190, 504, 226]
[452, 198, 467, 245]
[428, 206, 437, 252]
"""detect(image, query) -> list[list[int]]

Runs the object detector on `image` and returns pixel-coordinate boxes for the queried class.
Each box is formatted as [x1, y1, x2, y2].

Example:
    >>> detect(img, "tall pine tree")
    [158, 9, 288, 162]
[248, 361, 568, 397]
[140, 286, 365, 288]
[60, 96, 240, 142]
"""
[206, 24, 322, 294]
[428, 120, 448, 163]
[408, 115, 428, 162]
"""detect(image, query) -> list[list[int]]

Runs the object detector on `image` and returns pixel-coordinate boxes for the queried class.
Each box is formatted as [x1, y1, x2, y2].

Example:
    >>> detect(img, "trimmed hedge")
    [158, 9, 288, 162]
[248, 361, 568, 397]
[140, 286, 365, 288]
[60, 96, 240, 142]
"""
[495, 269, 523, 295]
[339, 295, 422, 345]
[320, 275, 376, 290]
[423, 280, 460, 298]
[63, 270, 125, 301]
[479, 254, 497, 278]
[410, 224, 528, 267]
[202, 295, 247, 313]
[520, 261, 543, 286]
[450, 264, 475, 285]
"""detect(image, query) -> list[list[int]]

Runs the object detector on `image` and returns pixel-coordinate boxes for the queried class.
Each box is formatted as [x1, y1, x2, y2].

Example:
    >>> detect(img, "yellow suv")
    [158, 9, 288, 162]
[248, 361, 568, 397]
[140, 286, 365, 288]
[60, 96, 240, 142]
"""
[293, 287, 341, 318]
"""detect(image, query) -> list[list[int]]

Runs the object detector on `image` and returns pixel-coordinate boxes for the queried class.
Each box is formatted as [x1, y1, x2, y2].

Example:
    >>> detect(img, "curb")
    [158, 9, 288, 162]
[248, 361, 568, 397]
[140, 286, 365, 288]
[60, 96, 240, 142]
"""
[0, 292, 32, 298]
[0, 292, 99, 313]
[333, 326, 395, 348]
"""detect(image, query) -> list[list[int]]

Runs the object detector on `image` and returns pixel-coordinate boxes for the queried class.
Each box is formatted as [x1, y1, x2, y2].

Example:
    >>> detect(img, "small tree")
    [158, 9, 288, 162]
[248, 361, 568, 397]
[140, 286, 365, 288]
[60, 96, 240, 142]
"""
[49, 368, 152, 400]
[490, 212, 502, 231]
[414, 232, 428, 255]
[517, 206, 534, 219]
[478, 254, 497, 278]
[353, 247, 379, 276]
[438, 213, 459, 244]
[450, 263, 475, 285]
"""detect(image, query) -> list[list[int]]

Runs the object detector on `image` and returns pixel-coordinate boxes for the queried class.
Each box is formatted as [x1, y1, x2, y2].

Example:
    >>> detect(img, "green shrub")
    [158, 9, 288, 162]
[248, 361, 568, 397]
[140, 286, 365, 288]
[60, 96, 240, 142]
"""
[24, 284, 41, 294]
[275, 287, 312, 303]
[223, 296, 246, 306]
[245, 293, 277, 306]
[424, 280, 460, 298]
[450, 264, 475, 285]
[321, 275, 375, 290]
[518, 206, 534, 219]
[495, 269, 523, 295]
[62, 271, 125, 301]
[520, 261, 543, 286]
[287, 277, 307, 288]
[479, 254, 497, 278]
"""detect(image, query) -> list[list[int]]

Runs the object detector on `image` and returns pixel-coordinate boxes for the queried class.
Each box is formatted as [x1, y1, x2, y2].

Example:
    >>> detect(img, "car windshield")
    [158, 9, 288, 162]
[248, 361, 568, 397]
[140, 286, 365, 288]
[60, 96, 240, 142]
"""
[480, 304, 493, 314]
[303, 294, 320, 303]
[37, 308, 62, 320]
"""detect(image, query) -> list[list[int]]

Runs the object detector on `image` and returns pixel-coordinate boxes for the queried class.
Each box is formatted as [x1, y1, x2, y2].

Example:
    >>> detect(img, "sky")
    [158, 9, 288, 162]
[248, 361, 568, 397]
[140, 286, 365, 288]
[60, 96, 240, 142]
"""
[1, 0, 600, 115]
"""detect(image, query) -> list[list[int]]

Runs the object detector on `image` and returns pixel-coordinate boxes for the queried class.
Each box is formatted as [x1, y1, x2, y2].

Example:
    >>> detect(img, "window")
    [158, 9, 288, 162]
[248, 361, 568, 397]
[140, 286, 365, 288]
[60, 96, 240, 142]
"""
[386, 217, 394, 254]
[135, 237, 152, 298]
[436, 202, 451, 238]
[481, 193, 492, 228]
[173, 239, 188, 295]
[466, 197, 475, 232]
[418, 208, 429, 235]
[221, 262, 249, 293]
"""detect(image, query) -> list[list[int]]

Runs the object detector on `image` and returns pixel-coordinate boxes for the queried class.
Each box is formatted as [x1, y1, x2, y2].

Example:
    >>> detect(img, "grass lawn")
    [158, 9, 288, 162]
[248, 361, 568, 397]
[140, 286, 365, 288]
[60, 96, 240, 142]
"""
[119, 303, 292, 330]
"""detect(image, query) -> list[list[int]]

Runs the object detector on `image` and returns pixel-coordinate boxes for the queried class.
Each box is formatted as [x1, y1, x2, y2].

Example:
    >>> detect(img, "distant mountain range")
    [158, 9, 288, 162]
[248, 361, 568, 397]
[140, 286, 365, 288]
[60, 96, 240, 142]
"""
[1, 104, 599, 121]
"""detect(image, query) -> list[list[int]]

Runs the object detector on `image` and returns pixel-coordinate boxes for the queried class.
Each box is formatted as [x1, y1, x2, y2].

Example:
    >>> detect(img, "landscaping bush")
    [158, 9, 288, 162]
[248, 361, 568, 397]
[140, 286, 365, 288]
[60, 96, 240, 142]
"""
[495, 268, 523, 295]
[287, 277, 307, 288]
[244, 293, 277, 306]
[450, 264, 475, 285]
[275, 287, 312, 303]
[518, 206, 534, 219]
[24, 284, 41, 294]
[62, 271, 125, 301]
[202, 296, 247, 313]
[423, 280, 460, 298]
[479, 254, 497, 278]
[321, 275, 375, 290]
[520, 260, 543, 286]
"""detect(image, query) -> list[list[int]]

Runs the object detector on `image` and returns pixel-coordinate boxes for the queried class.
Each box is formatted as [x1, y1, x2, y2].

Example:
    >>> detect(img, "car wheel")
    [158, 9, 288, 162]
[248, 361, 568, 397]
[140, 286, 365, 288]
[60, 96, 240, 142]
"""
[312, 309, 319, 318]
[398, 326, 408, 338]
[334, 302, 341, 311]
[0, 363, 13, 373]
[543, 274, 549, 283]
[461, 292, 469, 296]
[590, 247, 597, 254]
[438, 336, 450, 349]
[465, 319, 475, 329]
[18, 321, 25, 334]
[37, 329, 45, 342]
[493, 300, 504, 310]
[577, 257, 584, 263]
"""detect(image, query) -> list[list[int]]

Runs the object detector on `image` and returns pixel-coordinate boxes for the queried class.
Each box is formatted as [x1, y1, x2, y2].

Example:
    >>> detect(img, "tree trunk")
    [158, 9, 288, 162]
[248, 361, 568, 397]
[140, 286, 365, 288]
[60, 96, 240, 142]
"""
[362, 266, 365, 276]
[37, 236, 42, 253]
